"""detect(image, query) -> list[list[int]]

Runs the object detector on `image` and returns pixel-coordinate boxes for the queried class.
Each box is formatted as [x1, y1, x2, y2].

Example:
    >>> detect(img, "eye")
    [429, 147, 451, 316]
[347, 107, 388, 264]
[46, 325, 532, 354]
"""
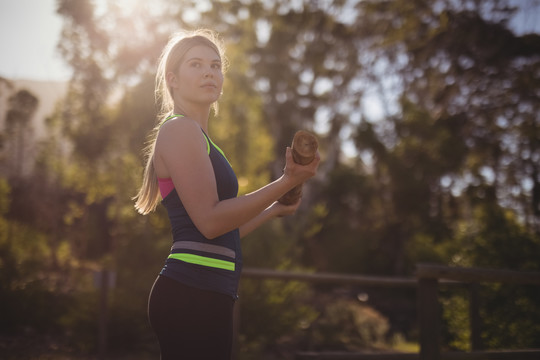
[212, 63, 222, 70]
[190, 62, 201, 68]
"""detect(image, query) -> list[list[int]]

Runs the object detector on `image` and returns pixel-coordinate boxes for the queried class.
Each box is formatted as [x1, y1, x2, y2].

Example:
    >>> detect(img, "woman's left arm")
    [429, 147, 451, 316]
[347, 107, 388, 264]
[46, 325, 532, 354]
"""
[239, 200, 301, 238]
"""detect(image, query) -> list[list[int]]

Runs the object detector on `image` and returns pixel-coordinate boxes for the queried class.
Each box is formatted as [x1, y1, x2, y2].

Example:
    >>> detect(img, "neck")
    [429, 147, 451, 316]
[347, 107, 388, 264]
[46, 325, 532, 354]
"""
[174, 102, 211, 133]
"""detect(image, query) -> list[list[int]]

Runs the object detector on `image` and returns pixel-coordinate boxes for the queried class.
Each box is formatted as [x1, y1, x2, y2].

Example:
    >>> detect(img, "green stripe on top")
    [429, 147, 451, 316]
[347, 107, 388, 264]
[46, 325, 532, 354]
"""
[168, 253, 235, 271]
[202, 133, 211, 155]
[160, 114, 184, 128]
[202, 133, 230, 163]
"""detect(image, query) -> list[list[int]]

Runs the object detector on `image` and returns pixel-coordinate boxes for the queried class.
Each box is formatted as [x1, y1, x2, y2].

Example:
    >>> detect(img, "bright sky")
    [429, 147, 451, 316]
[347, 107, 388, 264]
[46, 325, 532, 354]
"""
[0, 0, 538, 82]
[0, 0, 71, 81]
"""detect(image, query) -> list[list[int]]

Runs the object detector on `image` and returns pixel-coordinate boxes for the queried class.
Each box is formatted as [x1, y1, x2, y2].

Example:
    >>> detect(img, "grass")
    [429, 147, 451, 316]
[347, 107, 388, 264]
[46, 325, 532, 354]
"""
[391, 340, 420, 353]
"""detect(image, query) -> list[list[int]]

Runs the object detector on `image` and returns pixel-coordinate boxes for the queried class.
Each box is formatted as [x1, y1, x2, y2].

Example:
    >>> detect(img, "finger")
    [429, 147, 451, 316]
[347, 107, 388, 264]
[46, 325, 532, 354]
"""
[285, 147, 293, 160]
[312, 151, 321, 169]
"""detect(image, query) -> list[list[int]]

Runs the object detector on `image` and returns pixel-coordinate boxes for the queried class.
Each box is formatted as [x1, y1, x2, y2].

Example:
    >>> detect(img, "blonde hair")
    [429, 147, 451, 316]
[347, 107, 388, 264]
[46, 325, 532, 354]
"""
[134, 29, 227, 215]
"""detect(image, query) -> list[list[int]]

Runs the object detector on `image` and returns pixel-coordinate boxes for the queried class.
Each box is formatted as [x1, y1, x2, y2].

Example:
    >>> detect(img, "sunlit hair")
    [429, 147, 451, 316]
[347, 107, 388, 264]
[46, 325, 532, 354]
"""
[134, 29, 228, 215]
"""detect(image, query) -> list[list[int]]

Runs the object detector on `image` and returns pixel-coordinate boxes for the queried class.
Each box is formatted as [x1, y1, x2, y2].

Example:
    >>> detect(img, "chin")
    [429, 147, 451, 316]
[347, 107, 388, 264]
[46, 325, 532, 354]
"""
[206, 93, 221, 103]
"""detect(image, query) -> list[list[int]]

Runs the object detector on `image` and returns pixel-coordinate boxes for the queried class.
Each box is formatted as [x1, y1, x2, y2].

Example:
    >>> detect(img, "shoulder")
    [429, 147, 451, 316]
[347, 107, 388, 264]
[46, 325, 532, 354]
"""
[153, 117, 210, 178]
[154, 117, 209, 164]
[156, 117, 205, 147]
[158, 116, 200, 136]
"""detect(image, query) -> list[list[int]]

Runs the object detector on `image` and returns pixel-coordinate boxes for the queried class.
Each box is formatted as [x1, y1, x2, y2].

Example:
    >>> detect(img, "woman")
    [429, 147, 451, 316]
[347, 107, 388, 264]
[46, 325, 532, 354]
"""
[134, 29, 320, 359]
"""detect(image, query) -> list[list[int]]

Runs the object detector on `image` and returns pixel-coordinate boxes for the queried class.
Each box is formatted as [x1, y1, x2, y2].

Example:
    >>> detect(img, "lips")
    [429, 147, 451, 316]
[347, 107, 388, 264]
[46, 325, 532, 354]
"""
[201, 82, 217, 89]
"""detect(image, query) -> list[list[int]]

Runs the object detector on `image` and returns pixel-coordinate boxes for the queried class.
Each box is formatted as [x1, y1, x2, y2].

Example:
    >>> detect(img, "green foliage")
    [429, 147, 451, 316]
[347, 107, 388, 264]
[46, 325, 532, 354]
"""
[238, 278, 317, 358]
[481, 284, 540, 349]
[443, 202, 540, 348]
[308, 299, 390, 351]
[442, 292, 471, 351]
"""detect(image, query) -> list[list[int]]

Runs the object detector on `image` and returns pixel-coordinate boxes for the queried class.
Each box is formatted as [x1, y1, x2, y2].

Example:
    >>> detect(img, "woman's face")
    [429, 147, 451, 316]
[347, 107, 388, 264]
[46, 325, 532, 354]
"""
[171, 44, 224, 106]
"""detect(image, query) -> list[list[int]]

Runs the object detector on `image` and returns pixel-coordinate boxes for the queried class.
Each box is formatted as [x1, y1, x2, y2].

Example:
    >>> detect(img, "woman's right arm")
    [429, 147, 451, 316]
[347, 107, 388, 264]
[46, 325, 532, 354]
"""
[154, 118, 319, 239]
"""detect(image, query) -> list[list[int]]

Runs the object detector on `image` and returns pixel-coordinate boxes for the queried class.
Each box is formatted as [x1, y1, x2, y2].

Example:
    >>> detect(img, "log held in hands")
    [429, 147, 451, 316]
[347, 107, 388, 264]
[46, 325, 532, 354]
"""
[278, 130, 319, 205]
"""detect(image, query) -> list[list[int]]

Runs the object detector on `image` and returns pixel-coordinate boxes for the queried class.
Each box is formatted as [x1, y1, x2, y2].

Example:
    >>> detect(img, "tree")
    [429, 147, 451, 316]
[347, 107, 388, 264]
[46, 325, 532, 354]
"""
[349, 0, 540, 348]
[4, 89, 39, 178]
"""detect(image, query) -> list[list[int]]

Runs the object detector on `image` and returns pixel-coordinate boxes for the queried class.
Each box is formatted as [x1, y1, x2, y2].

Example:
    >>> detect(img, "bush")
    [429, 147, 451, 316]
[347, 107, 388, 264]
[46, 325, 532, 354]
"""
[308, 297, 390, 351]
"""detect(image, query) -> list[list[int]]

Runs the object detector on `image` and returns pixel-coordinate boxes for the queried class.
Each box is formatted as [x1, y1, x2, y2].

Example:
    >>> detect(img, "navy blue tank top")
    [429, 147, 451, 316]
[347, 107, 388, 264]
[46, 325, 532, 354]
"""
[159, 125, 242, 299]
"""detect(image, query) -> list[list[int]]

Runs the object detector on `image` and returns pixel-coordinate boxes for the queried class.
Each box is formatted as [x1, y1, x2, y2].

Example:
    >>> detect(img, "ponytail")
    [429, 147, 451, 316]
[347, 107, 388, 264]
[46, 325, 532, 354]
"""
[133, 127, 161, 215]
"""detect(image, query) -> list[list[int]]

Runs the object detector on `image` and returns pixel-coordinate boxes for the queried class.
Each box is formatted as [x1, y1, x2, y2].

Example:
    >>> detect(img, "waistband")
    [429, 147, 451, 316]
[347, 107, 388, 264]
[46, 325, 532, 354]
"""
[168, 241, 236, 271]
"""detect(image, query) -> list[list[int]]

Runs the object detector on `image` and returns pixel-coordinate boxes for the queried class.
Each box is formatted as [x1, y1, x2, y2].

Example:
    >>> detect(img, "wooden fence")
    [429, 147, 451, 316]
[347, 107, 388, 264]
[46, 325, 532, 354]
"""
[237, 264, 540, 360]
[415, 264, 540, 360]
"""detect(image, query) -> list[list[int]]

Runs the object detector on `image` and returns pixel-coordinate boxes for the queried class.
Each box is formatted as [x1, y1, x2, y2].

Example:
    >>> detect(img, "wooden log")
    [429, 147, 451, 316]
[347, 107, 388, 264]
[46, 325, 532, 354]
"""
[278, 130, 319, 205]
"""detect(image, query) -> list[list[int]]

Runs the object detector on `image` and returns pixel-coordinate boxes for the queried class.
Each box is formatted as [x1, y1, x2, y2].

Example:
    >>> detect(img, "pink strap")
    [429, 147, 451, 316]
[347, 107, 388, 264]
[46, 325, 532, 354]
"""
[157, 177, 175, 198]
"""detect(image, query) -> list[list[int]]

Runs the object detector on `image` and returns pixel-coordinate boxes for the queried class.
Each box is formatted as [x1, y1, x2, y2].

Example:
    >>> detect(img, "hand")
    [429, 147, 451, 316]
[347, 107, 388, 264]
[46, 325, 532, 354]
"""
[283, 147, 320, 186]
[269, 199, 301, 218]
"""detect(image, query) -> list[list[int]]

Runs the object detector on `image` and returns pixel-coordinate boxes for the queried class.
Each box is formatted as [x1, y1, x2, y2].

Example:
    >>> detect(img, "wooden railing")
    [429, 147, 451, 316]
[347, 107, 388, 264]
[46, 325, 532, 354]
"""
[415, 264, 540, 360]
[238, 264, 540, 360]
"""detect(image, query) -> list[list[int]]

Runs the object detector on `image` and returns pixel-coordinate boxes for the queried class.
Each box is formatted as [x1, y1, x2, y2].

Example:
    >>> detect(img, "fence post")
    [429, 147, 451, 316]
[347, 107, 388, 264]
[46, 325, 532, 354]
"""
[417, 277, 440, 360]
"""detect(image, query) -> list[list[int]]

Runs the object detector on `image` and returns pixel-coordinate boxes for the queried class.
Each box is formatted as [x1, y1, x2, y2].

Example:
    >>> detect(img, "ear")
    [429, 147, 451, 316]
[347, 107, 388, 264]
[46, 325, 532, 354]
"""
[166, 71, 178, 89]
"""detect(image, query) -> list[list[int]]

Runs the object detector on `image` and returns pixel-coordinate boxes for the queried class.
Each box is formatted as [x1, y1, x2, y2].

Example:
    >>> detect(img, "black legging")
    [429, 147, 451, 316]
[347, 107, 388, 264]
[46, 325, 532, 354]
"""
[148, 275, 235, 360]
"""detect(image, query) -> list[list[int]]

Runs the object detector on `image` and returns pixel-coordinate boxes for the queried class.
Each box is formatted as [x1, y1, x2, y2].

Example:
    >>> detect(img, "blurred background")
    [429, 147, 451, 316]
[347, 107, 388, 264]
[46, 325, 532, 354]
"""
[0, 0, 539, 359]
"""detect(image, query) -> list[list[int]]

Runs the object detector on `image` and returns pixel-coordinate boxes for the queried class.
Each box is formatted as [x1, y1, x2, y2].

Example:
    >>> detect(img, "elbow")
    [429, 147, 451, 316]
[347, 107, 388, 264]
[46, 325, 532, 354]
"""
[196, 221, 226, 240]
[200, 228, 221, 240]
[190, 204, 235, 239]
